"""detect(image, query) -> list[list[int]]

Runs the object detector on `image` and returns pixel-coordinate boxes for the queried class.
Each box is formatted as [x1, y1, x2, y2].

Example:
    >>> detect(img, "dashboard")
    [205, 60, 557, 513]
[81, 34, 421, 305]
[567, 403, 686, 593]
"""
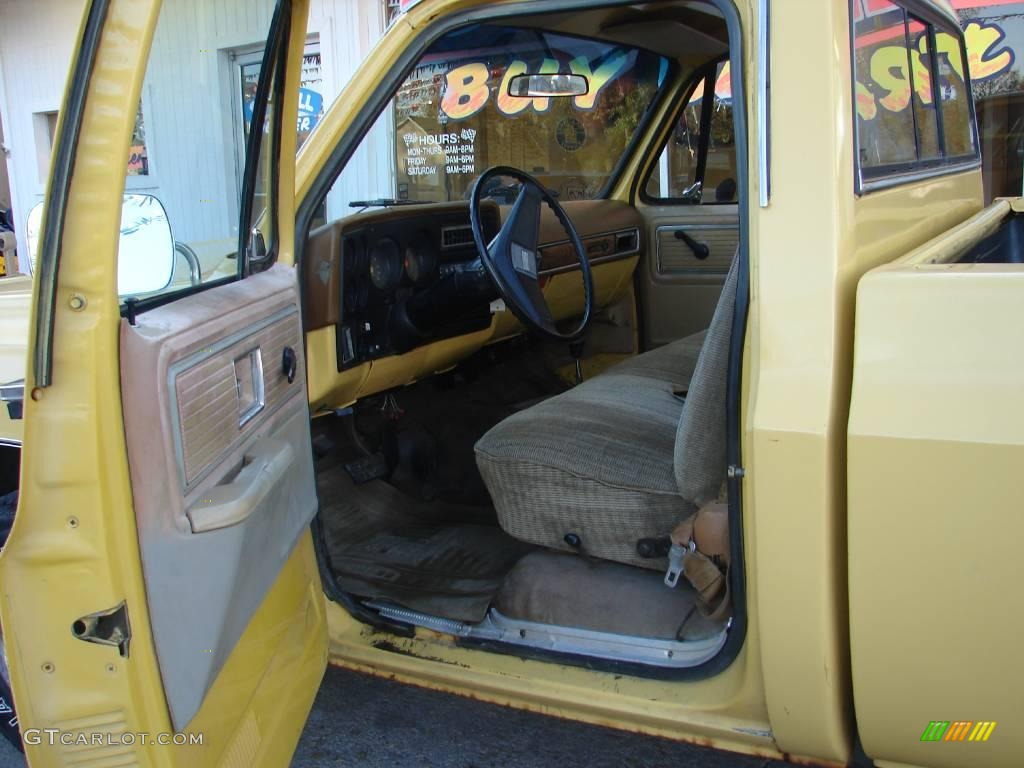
[304, 202, 501, 371]
[302, 199, 643, 378]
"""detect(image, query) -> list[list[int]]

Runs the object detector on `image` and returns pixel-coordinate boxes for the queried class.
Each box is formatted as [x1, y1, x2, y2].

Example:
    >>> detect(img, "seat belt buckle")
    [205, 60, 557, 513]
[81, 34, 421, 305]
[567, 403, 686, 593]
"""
[664, 541, 694, 588]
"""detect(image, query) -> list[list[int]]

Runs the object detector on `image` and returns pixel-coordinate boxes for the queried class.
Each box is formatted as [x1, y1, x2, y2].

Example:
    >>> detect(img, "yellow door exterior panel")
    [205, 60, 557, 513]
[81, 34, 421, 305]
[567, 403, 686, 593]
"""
[849, 263, 1024, 768]
[2, 0, 326, 764]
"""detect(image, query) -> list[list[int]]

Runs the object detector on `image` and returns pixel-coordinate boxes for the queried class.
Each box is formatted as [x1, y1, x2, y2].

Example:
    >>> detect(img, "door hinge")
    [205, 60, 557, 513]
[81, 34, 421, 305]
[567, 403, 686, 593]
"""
[727, 464, 746, 479]
[72, 601, 131, 657]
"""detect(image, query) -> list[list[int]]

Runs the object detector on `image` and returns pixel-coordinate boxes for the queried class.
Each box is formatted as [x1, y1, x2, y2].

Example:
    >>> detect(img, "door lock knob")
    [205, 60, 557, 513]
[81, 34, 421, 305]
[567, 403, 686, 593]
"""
[282, 346, 297, 383]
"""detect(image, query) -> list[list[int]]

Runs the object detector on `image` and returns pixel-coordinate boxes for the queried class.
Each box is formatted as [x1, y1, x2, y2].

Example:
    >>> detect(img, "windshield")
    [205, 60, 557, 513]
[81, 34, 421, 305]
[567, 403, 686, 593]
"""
[391, 24, 670, 203]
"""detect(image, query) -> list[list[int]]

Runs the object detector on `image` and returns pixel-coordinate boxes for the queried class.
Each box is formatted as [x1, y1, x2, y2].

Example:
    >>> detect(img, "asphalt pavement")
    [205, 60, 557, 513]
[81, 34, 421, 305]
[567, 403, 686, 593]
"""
[0, 665, 788, 767]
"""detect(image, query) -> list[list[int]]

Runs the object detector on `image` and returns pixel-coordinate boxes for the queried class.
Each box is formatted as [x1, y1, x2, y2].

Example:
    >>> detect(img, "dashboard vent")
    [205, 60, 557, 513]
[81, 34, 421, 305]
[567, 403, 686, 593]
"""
[441, 225, 474, 250]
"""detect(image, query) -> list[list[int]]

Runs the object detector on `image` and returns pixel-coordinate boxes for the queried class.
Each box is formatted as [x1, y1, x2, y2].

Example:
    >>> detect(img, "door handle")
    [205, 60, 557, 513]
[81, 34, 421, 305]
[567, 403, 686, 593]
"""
[674, 229, 710, 260]
[187, 438, 294, 533]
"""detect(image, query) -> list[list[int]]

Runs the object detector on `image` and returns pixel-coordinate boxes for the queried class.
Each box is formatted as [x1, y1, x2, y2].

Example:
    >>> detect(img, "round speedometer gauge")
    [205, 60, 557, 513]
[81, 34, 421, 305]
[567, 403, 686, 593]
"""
[404, 234, 437, 285]
[369, 238, 402, 291]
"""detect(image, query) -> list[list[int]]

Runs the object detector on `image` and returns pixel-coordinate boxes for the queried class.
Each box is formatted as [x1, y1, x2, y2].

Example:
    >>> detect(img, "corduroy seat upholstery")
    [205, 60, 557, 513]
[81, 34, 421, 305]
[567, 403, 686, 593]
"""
[475, 256, 738, 570]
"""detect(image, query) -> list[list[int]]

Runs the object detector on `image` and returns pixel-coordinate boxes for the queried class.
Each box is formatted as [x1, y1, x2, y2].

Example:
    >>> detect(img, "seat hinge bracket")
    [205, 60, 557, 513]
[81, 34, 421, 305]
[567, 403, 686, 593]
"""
[727, 464, 746, 479]
[71, 601, 131, 658]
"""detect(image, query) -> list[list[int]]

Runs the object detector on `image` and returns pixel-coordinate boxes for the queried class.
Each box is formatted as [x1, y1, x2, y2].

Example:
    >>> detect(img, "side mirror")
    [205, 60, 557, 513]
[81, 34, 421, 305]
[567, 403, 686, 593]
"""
[507, 73, 589, 98]
[116, 194, 175, 296]
[26, 194, 175, 297]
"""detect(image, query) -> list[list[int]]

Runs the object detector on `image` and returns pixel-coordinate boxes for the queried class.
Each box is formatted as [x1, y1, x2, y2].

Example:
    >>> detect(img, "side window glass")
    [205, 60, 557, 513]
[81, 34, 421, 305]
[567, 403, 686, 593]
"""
[852, 1, 979, 187]
[933, 31, 976, 158]
[854, 3, 917, 168]
[704, 63, 738, 202]
[910, 18, 941, 161]
[644, 61, 737, 203]
[114, 0, 281, 302]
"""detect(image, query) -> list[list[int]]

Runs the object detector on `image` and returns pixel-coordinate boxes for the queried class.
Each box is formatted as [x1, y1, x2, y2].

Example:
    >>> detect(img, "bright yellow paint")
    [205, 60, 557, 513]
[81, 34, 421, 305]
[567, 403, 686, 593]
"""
[849, 258, 1024, 768]
[325, 600, 785, 761]
[0, 0, 325, 765]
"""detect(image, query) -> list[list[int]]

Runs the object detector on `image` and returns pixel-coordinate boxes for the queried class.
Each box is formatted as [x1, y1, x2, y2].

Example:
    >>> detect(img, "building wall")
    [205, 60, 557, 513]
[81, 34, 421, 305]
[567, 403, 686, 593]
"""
[0, 0, 387, 273]
[0, 0, 87, 270]
[0, 111, 11, 211]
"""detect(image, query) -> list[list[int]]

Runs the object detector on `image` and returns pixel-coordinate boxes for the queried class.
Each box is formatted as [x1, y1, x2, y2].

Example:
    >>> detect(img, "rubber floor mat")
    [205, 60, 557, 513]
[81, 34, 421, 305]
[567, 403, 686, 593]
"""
[319, 464, 533, 622]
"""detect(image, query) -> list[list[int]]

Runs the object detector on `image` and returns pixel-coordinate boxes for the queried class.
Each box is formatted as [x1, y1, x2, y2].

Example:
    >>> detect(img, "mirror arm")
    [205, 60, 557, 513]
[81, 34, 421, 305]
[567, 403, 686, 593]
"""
[174, 241, 202, 287]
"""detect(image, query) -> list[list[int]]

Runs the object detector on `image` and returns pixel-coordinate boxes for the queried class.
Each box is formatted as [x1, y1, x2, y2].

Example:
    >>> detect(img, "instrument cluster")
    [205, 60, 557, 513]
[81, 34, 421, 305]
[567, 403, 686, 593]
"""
[336, 205, 500, 370]
[366, 233, 438, 292]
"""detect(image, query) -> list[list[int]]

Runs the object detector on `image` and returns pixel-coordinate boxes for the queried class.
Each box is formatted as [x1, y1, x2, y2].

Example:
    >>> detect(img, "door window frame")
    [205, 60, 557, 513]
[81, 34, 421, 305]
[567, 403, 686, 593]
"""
[295, 0, 753, 683]
[639, 57, 734, 205]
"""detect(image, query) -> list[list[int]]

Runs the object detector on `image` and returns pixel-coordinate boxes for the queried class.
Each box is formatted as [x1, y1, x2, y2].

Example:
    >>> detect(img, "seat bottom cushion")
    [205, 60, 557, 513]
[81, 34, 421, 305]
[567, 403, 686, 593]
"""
[474, 334, 705, 570]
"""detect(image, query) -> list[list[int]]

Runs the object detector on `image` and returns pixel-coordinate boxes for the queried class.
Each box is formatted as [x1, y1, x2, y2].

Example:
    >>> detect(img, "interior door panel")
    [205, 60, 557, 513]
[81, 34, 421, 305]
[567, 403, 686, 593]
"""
[637, 204, 738, 346]
[120, 265, 318, 730]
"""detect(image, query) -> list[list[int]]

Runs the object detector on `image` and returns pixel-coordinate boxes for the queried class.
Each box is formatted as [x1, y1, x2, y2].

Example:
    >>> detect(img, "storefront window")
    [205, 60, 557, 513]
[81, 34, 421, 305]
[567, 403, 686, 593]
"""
[955, 2, 1024, 200]
[128, 101, 149, 176]
[240, 42, 323, 153]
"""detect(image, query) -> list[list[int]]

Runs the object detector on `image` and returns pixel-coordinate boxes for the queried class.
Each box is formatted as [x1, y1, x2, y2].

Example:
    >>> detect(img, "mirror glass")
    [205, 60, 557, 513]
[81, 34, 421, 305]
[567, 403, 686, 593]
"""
[25, 203, 42, 276]
[507, 73, 589, 98]
[117, 194, 175, 296]
[26, 194, 175, 297]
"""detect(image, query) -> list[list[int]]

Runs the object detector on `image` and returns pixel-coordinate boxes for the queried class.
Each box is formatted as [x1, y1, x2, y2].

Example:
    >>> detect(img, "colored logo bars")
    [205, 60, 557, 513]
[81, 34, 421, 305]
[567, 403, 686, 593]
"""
[920, 721, 997, 742]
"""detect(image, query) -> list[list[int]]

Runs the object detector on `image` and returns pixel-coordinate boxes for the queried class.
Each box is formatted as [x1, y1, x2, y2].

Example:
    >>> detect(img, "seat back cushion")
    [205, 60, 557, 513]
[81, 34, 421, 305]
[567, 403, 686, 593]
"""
[674, 254, 739, 505]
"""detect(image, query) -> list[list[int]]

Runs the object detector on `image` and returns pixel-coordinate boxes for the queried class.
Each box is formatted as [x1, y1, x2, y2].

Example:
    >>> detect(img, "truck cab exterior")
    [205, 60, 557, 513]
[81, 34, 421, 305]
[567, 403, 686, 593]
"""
[0, 1, 1018, 767]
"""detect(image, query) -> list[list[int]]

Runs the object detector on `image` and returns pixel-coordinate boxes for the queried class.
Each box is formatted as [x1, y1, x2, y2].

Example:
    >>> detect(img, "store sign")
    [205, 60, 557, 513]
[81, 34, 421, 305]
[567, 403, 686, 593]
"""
[439, 52, 632, 120]
[297, 87, 324, 133]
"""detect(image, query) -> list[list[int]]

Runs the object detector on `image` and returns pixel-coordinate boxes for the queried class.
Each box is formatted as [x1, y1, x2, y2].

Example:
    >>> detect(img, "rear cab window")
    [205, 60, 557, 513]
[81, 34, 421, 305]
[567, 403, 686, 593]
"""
[851, 0, 979, 193]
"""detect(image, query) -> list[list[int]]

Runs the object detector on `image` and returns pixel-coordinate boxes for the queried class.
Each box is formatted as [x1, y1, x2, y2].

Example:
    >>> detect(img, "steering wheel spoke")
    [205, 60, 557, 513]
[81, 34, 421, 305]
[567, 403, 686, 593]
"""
[470, 166, 593, 343]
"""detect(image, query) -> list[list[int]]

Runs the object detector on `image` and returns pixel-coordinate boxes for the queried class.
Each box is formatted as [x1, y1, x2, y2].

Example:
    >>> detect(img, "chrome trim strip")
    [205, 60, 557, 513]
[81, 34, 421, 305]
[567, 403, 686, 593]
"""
[858, 158, 982, 195]
[236, 348, 266, 428]
[757, 0, 770, 208]
[0, 439, 22, 449]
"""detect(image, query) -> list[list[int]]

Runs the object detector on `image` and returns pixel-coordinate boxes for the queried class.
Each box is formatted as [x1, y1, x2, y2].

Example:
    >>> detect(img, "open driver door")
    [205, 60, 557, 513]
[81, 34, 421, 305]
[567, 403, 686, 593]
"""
[0, 0, 326, 765]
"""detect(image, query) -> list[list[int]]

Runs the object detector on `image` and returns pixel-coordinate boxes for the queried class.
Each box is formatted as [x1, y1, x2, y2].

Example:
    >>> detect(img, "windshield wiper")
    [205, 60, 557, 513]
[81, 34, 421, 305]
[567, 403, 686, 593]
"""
[348, 198, 428, 208]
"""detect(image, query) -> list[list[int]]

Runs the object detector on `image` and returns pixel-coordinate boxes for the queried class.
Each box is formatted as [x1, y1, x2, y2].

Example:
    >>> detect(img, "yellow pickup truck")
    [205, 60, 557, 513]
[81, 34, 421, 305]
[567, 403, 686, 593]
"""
[0, 0, 1020, 766]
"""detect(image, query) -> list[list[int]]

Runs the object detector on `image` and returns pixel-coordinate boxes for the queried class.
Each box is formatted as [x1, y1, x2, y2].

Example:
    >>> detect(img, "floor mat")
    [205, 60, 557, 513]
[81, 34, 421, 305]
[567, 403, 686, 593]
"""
[319, 464, 533, 622]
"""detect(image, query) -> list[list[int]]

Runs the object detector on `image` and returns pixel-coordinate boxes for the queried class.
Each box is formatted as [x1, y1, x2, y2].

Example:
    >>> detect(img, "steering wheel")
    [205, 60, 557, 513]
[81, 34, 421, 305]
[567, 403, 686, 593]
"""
[470, 166, 594, 342]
